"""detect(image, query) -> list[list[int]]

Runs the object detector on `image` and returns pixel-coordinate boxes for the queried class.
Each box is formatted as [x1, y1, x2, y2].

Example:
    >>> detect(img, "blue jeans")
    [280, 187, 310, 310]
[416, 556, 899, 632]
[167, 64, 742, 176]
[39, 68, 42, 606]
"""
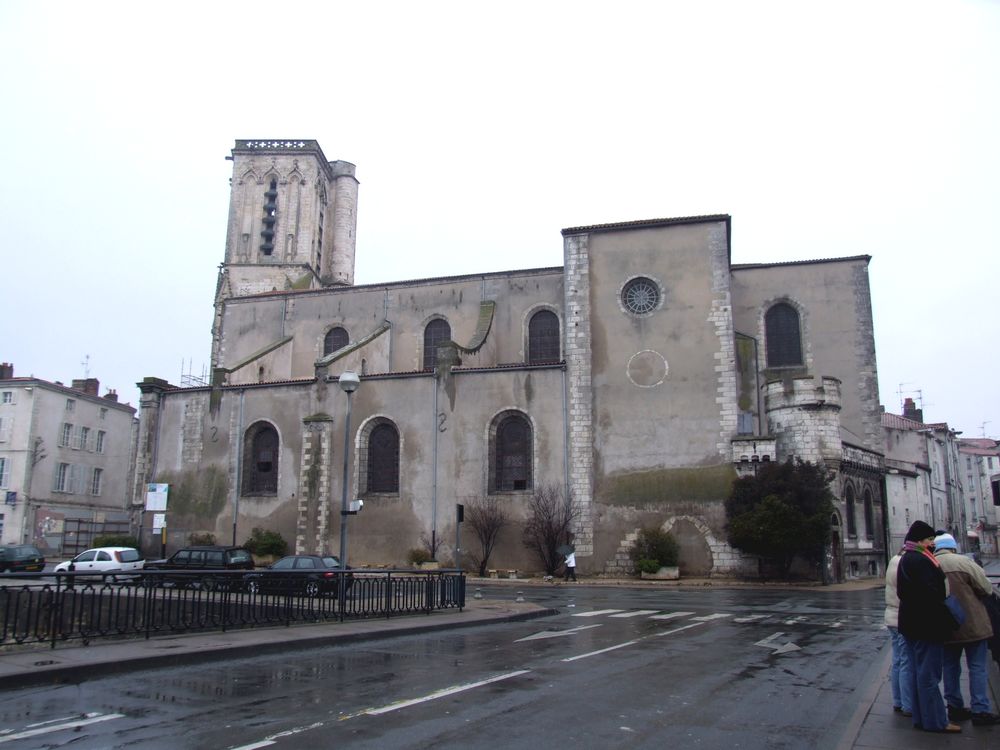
[889, 627, 913, 712]
[904, 636, 948, 731]
[944, 639, 993, 714]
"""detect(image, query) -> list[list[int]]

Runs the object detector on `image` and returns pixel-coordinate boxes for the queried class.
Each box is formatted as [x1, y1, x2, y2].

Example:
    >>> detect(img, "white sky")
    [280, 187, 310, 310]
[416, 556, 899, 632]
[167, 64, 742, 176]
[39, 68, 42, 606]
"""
[1, 1, 998, 438]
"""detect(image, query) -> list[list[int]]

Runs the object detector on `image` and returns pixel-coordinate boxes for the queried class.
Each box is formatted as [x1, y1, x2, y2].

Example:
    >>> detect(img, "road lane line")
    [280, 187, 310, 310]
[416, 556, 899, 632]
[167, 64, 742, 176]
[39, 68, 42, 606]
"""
[562, 639, 640, 662]
[609, 610, 659, 618]
[361, 670, 532, 716]
[692, 613, 732, 621]
[649, 611, 694, 620]
[651, 622, 705, 637]
[516, 624, 601, 642]
[229, 722, 325, 750]
[0, 713, 124, 744]
[571, 609, 625, 617]
[733, 614, 769, 623]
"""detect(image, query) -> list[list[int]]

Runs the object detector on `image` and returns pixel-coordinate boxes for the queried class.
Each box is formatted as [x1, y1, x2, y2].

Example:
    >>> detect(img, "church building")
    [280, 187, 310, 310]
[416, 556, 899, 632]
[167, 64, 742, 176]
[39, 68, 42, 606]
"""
[134, 139, 885, 579]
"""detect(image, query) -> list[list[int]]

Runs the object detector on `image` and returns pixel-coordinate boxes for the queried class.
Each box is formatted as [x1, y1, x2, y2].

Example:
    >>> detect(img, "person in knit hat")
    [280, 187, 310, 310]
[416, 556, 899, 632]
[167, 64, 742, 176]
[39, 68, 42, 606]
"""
[896, 520, 961, 733]
[933, 532, 999, 725]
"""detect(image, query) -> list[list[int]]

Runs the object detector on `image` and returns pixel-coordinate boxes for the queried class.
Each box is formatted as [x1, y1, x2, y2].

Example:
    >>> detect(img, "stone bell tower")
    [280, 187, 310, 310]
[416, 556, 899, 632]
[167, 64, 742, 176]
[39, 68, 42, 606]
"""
[220, 139, 358, 298]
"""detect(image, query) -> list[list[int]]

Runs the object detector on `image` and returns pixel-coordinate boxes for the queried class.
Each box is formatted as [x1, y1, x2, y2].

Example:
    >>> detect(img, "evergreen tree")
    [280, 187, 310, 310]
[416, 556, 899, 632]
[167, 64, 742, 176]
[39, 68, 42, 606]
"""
[725, 459, 835, 577]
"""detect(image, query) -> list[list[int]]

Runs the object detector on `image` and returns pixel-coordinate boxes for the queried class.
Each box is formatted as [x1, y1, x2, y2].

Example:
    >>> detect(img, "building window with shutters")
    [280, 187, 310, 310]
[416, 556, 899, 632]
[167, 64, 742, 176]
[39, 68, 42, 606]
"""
[764, 302, 803, 368]
[324, 327, 349, 356]
[242, 422, 279, 495]
[863, 489, 875, 540]
[90, 468, 103, 496]
[423, 319, 451, 370]
[528, 310, 560, 364]
[489, 412, 533, 493]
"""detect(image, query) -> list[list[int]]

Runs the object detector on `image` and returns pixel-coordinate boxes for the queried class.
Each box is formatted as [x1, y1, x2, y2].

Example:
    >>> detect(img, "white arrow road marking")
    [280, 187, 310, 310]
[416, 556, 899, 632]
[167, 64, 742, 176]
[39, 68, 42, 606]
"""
[754, 631, 800, 654]
[0, 713, 124, 744]
[515, 624, 601, 642]
[609, 610, 660, 618]
[571, 609, 626, 617]
[692, 613, 732, 622]
[783, 616, 808, 625]
[734, 614, 769, 623]
[649, 611, 695, 620]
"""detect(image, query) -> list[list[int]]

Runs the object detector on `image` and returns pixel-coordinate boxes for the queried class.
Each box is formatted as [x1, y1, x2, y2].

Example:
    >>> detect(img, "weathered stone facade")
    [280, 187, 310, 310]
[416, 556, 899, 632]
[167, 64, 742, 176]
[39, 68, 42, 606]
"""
[133, 139, 886, 579]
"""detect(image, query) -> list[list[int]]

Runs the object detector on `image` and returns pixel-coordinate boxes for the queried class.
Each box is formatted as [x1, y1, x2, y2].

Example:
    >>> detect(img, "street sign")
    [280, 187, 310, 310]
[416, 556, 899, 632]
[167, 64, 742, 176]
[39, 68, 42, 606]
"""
[152, 513, 167, 531]
[145, 483, 169, 511]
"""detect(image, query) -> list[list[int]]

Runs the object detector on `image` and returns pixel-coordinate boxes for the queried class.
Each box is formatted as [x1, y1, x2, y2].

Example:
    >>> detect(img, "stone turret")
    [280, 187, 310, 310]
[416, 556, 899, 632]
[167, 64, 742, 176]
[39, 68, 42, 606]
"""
[764, 375, 843, 468]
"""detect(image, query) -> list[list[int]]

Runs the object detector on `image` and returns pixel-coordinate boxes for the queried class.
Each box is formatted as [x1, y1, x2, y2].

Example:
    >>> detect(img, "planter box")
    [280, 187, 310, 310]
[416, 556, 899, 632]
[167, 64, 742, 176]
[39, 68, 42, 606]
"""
[641, 566, 680, 580]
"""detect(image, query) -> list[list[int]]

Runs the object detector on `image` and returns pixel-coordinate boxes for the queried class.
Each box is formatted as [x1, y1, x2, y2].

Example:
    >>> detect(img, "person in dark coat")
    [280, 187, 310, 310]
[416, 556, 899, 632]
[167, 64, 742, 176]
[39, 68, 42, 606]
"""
[896, 520, 961, 733]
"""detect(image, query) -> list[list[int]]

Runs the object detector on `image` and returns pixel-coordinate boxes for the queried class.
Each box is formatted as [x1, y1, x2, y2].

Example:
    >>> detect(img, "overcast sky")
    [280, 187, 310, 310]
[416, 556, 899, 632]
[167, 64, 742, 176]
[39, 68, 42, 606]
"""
[1, 1, 998, 439]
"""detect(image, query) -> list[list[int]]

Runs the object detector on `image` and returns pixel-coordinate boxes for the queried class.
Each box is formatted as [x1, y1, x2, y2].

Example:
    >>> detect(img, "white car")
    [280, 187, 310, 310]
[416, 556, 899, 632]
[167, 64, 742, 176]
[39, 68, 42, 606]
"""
[54, 547, 145, 580]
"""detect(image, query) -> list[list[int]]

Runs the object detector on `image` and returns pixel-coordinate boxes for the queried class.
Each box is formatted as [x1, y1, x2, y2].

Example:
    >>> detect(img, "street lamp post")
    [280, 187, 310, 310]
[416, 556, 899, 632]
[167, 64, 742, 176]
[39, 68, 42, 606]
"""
[338, 371, 360, 572]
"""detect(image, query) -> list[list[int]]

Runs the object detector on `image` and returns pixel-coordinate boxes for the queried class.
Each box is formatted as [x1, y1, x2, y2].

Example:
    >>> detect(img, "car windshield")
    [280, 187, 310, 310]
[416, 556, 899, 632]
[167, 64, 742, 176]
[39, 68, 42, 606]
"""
[229, 550, 252, 564]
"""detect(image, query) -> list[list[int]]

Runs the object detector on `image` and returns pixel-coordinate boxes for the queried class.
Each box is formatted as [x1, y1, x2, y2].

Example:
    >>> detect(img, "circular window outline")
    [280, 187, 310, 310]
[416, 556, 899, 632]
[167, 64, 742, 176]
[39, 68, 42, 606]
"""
[627, 349, 669, 388]
[620, 276, 662, 316]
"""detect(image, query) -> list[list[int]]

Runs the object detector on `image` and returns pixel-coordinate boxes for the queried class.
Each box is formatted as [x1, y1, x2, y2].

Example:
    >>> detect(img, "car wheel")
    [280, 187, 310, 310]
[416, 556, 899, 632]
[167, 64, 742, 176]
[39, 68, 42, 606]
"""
[305, 581, 319, 598]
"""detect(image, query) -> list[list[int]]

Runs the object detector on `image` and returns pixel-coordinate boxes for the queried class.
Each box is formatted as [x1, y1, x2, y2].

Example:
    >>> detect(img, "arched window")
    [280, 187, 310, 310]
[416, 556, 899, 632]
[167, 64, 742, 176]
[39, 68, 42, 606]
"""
[863, 489, 875, 540]
[243, 422, 279, 495]
[845, 484, 857, 538]
[366, 422, 400, 493]
[324, 327, 349, 356]
[423, 319, 451, 370]
[491, 413, 532, 492]
[528, 310, 560, 364]
[765, 302, 803, 367]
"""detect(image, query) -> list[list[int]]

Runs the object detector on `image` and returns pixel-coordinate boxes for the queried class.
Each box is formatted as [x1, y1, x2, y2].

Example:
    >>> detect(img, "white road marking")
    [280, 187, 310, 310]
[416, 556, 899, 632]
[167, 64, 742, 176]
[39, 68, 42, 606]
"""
[229, 722, 325, 750]
[562, 639, 640, 662]
[754, 632, 784, 648]
[692, 613, 732, 622]
[516, 624, 601, 642]
[754, 631, 800, 654]
[649, 611, 694, 620]
[609, 610, 660, 618]
[734, 614, 769, 623]
[571, 609, 626, 617]
[363, 670, 531, 715]
[651, 622, 705, 638]
[0, 713, 124, 744]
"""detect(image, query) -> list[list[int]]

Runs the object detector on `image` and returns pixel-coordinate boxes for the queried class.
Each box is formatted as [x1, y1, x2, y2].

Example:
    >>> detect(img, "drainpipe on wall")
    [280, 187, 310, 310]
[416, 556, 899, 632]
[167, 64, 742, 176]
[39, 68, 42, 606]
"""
[561, 365, 570, 505]
[431, 374, 439, 559]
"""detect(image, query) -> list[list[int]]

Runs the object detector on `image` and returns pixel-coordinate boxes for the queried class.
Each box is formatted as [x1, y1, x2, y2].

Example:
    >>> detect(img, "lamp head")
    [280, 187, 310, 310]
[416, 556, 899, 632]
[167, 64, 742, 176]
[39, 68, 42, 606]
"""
[338, 371, 360, 393]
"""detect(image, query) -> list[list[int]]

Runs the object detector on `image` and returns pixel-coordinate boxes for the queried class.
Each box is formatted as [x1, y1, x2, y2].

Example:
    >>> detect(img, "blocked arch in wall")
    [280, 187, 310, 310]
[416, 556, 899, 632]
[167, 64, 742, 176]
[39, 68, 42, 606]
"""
[486, 408, 535, 494]
[660, 515, 718, 577]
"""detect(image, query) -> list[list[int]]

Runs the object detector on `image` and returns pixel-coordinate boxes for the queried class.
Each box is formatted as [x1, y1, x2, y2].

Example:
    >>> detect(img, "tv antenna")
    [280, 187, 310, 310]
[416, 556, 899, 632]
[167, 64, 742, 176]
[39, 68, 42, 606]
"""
[81, 354, 90, 378]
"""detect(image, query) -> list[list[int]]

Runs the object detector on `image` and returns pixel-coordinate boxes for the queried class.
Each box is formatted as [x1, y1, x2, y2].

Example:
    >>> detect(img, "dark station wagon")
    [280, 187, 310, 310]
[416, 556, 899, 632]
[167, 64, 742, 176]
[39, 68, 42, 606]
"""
[0, 544, 46, 573]
[144, 545, 254, 590]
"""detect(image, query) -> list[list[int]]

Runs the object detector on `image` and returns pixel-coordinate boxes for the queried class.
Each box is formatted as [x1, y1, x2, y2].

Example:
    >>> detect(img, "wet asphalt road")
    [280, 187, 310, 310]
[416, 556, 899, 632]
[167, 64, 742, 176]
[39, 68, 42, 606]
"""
[0, 584, 884, 749]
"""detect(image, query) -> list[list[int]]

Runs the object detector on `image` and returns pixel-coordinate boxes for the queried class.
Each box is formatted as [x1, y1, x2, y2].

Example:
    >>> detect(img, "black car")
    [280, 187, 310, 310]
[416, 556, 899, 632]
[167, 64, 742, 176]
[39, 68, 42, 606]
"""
[144, 545, 254, 590]
[245, 555, 353, 597]
[0, 544, 45, 573]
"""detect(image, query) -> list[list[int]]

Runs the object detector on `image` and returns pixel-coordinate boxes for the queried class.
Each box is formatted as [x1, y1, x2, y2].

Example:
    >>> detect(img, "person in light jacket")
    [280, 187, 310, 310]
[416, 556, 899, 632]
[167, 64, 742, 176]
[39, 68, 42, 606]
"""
[933, 533, 999, 726]
[885, 552, 913, 716]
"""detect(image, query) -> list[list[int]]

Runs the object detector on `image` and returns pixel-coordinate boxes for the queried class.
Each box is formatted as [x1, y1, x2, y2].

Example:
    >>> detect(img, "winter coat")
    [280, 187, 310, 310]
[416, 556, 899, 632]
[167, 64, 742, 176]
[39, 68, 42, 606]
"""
[934, 549, 994, 644]
[897, 547, 954, 643]
[884, 554, 901, 629]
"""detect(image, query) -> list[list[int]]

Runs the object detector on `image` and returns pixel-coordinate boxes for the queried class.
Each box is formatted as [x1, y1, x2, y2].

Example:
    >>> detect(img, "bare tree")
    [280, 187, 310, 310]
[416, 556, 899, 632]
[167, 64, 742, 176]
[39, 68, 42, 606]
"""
[466, 497, 510, 577]
[522, 484, 579, 575]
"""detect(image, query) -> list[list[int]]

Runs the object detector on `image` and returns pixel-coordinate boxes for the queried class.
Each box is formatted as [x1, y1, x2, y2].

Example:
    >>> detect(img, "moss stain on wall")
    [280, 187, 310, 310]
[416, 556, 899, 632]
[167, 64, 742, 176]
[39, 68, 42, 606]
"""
[154, 466, 229, 525]
[601, 464, 737, 506]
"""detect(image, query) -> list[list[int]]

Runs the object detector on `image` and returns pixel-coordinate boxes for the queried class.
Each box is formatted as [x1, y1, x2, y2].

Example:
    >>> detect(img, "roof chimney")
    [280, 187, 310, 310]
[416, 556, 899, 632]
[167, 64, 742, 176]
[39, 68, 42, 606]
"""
[0, 362, 12, 379]
[71, 378, 100, 397]
[903, 397, 924, 423]
[103, 389, 119, 402]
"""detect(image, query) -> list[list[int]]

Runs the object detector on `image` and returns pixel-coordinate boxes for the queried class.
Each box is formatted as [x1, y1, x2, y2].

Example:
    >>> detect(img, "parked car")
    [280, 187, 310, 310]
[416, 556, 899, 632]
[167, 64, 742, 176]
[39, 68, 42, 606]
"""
[54, 547, 144, 581]
[144, 545, 255, 590]
[244, 555, 353, 597]
[0, 544, 45, 573]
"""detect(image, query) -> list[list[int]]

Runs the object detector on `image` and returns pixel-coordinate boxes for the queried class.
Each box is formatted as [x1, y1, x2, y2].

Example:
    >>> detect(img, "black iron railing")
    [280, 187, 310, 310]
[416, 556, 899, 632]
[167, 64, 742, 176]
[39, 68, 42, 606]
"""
[0, 569, 465, 649]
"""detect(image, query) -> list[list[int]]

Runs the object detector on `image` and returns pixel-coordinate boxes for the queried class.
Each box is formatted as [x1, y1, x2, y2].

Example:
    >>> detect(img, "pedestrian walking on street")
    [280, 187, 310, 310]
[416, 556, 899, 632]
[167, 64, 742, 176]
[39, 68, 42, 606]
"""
[933, 532, 1000, 726]
[563, 550, 577, 582]
[897, 520, 962, 733]
[885, 551, 913, 717]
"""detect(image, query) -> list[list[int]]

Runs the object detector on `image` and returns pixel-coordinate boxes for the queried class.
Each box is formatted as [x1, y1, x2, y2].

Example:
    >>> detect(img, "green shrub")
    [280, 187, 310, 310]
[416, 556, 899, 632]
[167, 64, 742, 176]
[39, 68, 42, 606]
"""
[93, 534, 140, 549]
[188, 532, 217, 546]
[242, 528, 288, 557]
[407, 547, 433, 565]
[629, 527, 679, 575]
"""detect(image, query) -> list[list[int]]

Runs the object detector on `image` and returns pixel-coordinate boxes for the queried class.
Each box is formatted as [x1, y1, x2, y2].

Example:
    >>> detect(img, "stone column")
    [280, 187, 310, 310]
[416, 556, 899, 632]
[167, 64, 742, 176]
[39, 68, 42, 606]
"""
[297, 415, 334, 554]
